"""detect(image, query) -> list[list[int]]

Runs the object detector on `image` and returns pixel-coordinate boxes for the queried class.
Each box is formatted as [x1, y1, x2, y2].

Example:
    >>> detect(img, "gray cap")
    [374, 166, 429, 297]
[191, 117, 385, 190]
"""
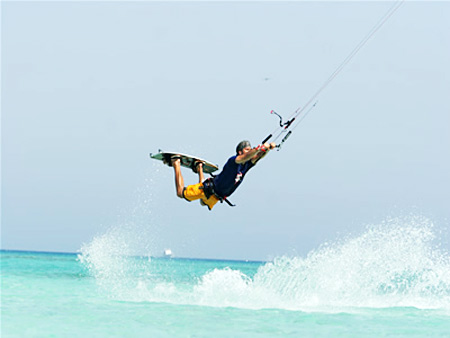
[236, 140, 251, 154]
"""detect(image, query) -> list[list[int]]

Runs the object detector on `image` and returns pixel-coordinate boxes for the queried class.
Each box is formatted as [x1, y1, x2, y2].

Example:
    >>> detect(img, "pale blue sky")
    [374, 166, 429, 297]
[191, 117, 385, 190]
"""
[2, 1, 449, 260]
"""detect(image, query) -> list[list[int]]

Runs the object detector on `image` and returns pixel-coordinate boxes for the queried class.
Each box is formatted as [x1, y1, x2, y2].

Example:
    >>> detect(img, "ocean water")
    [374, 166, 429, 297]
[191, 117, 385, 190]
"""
[2, 217, 450, 337]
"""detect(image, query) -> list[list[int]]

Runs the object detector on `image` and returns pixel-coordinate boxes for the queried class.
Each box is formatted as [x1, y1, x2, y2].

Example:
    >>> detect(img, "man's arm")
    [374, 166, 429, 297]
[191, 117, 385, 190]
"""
[235, 142, 276, 164]
[235, 147, 262, 164]
[251, 142, 276, 164]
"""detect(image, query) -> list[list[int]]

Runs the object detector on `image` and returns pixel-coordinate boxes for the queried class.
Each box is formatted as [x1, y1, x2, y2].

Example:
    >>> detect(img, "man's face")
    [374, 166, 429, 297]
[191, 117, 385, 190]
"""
[239, 146, 252, 155]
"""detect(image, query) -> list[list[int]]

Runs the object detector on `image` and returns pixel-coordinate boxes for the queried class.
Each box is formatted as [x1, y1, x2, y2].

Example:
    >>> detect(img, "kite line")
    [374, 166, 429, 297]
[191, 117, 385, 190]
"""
[263, 0, 405, 150]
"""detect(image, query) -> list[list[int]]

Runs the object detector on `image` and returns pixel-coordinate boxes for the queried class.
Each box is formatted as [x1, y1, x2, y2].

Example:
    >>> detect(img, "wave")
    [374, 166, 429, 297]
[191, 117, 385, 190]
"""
[78, 215, 450, 311]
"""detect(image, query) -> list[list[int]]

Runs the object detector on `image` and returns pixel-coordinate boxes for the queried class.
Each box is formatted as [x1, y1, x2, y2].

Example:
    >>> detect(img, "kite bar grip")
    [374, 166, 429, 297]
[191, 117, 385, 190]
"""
[261, 134, 272, 144]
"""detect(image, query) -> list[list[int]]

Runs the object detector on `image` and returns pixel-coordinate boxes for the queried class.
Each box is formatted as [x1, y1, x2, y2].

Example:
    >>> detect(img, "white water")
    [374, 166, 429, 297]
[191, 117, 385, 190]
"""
[79, 215, 450, 311]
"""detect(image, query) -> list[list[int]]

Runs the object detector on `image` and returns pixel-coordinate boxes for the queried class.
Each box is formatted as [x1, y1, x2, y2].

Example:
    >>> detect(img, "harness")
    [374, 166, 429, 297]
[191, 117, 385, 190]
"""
[201, 177, 235, 207]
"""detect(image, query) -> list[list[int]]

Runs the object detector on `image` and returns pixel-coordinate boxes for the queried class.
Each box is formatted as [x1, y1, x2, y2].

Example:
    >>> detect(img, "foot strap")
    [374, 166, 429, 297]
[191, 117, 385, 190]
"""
[191, 160, 204, 173]
[163, 154, 182, 167]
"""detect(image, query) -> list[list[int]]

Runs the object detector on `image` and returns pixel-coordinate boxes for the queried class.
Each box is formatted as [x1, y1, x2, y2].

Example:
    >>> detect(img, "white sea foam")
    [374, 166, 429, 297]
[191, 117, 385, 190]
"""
[79, 215, 450, 311]
[251, 216, 450, 310]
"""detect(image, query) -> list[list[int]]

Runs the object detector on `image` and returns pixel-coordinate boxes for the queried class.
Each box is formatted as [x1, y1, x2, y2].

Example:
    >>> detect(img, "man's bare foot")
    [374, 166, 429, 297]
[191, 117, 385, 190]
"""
[162, 154, 181, 166]
[171, 155, 181, 166]
[192, 160, 204, 173]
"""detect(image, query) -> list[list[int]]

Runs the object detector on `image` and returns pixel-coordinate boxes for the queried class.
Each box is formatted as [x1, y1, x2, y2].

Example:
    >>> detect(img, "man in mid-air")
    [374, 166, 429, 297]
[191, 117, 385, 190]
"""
[165, 140, 276, 210]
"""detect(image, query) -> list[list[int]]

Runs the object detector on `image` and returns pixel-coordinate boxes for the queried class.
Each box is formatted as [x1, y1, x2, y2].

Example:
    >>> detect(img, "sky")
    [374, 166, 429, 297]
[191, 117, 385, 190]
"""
[2, 1, 450, 261]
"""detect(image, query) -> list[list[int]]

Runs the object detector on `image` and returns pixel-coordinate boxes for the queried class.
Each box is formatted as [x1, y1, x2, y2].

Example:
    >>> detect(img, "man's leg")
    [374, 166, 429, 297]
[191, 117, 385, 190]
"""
[172, 158, 185, 198]
[195, 162, 213, 208]
[197, 163, 205, 183]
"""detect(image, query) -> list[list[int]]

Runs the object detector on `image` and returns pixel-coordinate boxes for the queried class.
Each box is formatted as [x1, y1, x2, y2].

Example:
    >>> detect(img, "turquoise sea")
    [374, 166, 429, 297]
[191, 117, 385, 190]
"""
[2, 220, 450, 337]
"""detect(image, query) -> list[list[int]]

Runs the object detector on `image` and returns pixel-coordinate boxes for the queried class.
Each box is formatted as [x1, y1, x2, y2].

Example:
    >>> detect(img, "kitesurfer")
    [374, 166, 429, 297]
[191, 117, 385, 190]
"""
[167, 141, 276, 210]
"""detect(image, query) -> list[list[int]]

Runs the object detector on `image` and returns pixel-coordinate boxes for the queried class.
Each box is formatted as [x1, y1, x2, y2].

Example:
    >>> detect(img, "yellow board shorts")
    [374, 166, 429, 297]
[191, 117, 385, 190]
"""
[183, 182, 220, 211]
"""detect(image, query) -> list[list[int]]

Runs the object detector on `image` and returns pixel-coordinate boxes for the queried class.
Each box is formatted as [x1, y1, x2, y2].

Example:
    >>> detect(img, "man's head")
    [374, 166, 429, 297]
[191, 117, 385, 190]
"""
[236, 140, 251, 155]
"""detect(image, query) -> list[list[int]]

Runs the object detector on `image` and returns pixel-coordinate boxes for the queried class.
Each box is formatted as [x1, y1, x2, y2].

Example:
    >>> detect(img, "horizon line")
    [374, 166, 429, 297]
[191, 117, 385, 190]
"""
[0, 248, 267, 264]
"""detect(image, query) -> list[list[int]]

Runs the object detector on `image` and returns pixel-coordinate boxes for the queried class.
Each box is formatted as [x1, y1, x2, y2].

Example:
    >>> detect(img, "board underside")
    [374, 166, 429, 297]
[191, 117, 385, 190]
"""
[150, 151, 219, 174]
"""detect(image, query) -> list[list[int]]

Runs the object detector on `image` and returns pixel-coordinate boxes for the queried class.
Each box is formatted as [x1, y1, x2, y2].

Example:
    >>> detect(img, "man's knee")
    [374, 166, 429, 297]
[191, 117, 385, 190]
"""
[176, 188, 184, 199]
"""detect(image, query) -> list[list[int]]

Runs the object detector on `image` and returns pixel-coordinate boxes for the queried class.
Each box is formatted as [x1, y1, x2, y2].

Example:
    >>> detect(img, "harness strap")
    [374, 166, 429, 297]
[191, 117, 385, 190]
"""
[222, 198, 236, 207]
[201, 178, 235, 207]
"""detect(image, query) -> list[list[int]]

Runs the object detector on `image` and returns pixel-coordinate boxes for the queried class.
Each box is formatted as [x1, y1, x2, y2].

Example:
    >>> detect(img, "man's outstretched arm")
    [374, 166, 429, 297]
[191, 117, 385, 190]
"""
[235, 147, 262, 164]
[251, 142, 276, 164]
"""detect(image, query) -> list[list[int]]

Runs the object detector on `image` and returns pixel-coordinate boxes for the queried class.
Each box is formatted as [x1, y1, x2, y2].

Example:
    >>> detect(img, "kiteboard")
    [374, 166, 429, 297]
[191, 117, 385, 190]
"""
[150, 150, 219, 174]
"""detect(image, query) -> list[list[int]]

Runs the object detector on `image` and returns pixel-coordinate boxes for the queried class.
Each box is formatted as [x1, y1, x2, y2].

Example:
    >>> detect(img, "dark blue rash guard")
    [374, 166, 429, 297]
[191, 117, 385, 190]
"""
[213, 156, 255, 198]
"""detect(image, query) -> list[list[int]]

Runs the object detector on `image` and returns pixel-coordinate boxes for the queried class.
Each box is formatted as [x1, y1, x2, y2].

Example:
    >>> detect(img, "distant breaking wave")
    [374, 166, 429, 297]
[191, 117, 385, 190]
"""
[79, 215, 450, 311]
